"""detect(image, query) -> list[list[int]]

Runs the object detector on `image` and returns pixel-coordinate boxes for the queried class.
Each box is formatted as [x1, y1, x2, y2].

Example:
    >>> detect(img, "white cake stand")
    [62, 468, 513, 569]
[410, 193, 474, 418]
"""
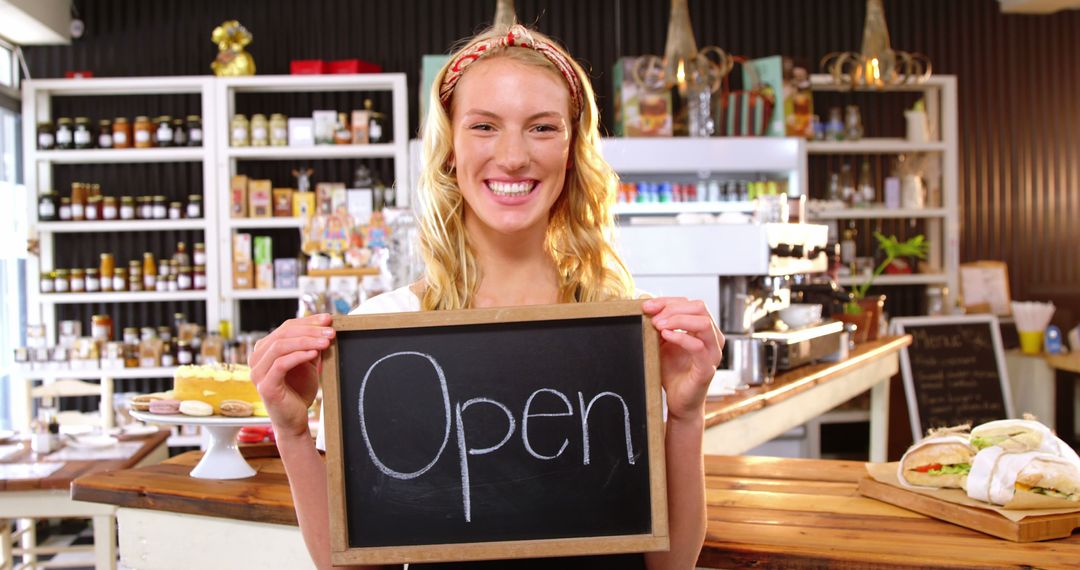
[131, 410, 272, 480]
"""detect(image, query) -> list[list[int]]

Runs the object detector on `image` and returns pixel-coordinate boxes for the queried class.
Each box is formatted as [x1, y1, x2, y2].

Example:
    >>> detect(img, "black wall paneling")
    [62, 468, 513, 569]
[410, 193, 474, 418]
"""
[20, 0, 1080, 325]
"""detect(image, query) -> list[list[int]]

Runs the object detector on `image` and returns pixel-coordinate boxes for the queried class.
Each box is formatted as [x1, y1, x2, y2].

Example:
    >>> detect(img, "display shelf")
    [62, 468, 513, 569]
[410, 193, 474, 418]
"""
[225, 144, 397, 161]
[808, 208, 948, 220]
[837, 273, 947, 287]
[226, 217, 306, 229]
[601, 136, 805, 175]
[32, 148, 207, 163]
[226, 288, 301, 300]
[36, 219, 208, 233]
[806, 139, 946, 154]
[11, 367, 179, 381]
[614, 202, 755, 216]
[38, 291, 210, 304]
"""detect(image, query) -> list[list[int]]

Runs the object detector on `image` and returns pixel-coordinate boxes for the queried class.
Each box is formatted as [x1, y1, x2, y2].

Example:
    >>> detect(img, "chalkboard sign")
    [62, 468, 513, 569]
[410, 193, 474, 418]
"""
[320, 301, 668, 566]
[893, 315, 1015, 441]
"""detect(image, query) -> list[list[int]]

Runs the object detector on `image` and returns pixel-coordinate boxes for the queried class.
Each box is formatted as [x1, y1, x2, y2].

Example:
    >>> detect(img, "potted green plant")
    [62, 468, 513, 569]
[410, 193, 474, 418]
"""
[840, 232, 929, 341]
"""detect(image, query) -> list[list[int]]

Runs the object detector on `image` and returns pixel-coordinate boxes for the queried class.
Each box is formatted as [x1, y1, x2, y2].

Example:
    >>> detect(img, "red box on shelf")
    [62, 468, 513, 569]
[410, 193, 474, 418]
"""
[64, 71, 94, 78]
[290, 60, 326, 75]
[328, 59, 383, 74]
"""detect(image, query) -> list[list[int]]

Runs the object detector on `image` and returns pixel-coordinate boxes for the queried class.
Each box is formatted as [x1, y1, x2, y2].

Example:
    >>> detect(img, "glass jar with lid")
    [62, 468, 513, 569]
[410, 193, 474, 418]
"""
[172, 117, 187, 146]
[120, 196, 136, 220]
[70, 183, 86, 221]
[85, 268, 101, 292]
[113, 117, 131, 149]
[186, 115, 203, 147]
[193, 242, 207, 266]
[98, 119, 113, 149]
[193, 264, 207, 290]
[37, 121, 56, 150]
[142, 252, 157, 290]
[85, 195, 102, 221]
[55, 118, 74, 149]
[186, 195, 202, 219]
[169, 201, 183, 220]
[133, 116, 153, 148]
[59, 197, 72, 221]
[38, 191, 58, 221]
[152, 196, 168, 219]
[40, 271, 55, 293]
[230, 114, 250, 147]
[177, 266, 193, 290]
[102, 196, 118, 220]
[112, 267, 128, 292]
[176, 340, 194, 365]
[137, 196, 152, 219]
[128, 262, 143, 292]
[70, 268, 86, 293]
[250, 114, 269, 146]
[270, 114, 288, 146]
[91, 315, 113, 344]
[74, 117, 93, 149]
[54, 269, 70, 292]
[99, 252, 115, 281]
[155, 115, 174, 147]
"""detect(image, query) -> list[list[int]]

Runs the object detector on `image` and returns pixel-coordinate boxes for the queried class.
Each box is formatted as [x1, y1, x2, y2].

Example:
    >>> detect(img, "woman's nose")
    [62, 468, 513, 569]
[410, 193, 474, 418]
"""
[495, 132, 529, 172]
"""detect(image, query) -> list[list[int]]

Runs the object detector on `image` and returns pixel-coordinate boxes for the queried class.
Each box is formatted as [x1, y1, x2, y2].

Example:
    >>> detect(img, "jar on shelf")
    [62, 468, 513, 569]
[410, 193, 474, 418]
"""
[155, 115, 174, 147]
[123, 329, 140, 368]
[55, 118, 74, 150]
[133, 116, 153, 148]
[70, 268, 86, 293]
[172, 117, 187, 146]
[85, 268, 101, 292]
[70, 183, 87, 221]
[113, 117, 131, 149]
[186, 195, 202, 219]
[128, 261, 143, 292]
[169, 201, 183, 220]
[53, 269, 70, 293]
[157, 274, 170, 292]
[98, 119, 113, 149]
[177, 266, 193, 290]
[91, 315, 113, 344]
[142, 252, 157, 290]
[230, 114, 249, 147]
[59, 197, 72, 221]
[119, 196, 136, 220]
[173, 242, 190, 267]
[269, 114, 287, 146]
[137, 196, 152, 219]
[85, 195, 102, 221]
[176, 340, 194, 365]
[39, 271, 55, 293]
[152, 195, 167, 219]
[193, 264, 206, 290]
[365, 99, 386, 144]
[74, 117, 93, 149]
[250, 114, 268, 146]
[38, 191, 58, 221]
[157, 326, 173, 343]
[37, 121, 55, 150]
[165, 274, 177, 292]
[88, 183, 102, 199]
[112, 267, 128, 292]
[193, 242, 206, 266]
[99, 252, 115, 282]
[186, 115, 203, 147]
[102, 196, 118, 220]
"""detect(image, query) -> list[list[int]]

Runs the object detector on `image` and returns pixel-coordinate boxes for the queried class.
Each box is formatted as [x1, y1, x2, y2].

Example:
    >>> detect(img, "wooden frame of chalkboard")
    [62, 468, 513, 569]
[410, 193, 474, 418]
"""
[893, 314, 1015, 442]
[320, 300, 669, 565]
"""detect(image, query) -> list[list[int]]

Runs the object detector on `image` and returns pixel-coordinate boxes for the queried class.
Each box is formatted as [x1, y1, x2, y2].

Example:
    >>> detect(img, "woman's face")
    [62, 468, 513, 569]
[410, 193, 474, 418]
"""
[451, 56, 572, 240]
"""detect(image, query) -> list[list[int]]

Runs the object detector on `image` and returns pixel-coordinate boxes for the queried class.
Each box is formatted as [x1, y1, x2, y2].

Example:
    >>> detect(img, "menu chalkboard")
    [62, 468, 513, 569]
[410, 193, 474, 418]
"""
[320, 301, 668, 566]
[893, 315, 1014, 441]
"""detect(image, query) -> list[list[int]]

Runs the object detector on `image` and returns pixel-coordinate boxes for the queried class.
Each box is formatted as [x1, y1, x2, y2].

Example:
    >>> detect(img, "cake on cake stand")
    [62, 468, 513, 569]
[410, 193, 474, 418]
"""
[131, 411, 272, 479]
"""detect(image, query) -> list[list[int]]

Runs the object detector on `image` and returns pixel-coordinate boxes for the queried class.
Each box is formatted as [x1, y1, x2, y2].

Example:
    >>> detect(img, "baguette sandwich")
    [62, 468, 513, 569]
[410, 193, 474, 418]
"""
[967, 448, 1080, 508]
[970, 418, 1080, 467]
[897, 435, 975, 489]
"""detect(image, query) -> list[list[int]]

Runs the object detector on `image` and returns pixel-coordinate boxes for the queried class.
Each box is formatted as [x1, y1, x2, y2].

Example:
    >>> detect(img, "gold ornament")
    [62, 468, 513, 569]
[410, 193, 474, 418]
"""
[211, 20, 256, 77]
[820, 0, 931, 90]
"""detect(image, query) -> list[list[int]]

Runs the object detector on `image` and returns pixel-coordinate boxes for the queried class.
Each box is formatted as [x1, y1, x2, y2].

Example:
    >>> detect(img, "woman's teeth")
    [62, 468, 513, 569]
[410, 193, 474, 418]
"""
[488, 181, 535, 197]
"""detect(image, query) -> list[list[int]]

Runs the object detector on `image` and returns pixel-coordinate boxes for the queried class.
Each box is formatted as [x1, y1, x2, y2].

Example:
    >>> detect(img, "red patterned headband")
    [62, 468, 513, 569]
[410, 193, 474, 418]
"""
[439, 25, 584, 116]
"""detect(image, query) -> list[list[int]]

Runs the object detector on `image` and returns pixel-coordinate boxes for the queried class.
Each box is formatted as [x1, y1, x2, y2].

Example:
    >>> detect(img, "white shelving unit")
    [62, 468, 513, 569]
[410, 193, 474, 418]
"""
[19, 76, 221, 432]
[214, 74, 409, 329]
[806, 74, 960, 298]
[11, 367, 179, 381]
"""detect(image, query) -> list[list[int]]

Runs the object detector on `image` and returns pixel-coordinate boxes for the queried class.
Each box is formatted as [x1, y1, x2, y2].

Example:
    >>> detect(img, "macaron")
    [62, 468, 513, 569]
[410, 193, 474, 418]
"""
[148, 399, 181, 415]
[219, 400, 254, 418]
[178, 400, 214, 417]
[130, 393, 164, 412]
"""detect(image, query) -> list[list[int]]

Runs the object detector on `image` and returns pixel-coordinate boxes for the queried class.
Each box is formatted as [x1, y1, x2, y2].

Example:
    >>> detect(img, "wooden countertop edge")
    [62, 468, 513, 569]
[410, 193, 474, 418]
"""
[704, 336, 911, 428]
[1, 431, 169, 492]
[1046, 354, 1080, 375]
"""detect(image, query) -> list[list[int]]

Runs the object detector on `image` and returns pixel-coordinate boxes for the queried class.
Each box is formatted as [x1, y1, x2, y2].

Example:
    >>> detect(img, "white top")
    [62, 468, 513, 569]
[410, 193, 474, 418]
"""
[315, 286, 421, 451]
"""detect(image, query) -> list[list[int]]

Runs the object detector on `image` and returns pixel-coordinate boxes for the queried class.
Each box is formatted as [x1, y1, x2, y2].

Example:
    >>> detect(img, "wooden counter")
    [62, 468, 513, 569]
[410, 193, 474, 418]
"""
[704, 336, 910, 460]
[72, 448, 1080, 569]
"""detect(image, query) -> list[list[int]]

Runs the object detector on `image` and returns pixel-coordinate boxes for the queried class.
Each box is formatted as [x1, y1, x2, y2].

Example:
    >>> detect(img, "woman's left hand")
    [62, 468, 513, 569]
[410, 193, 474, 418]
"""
[642, 297, 724, 422]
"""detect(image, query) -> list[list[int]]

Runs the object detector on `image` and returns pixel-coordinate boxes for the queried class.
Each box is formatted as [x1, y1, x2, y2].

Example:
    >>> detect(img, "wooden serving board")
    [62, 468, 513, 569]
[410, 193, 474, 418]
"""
[858, 476, 1080, 542]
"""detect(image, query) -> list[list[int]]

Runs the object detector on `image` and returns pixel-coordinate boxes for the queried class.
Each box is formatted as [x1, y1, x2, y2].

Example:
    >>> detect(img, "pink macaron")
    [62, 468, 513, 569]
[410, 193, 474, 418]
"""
[148, 399, 181, 415]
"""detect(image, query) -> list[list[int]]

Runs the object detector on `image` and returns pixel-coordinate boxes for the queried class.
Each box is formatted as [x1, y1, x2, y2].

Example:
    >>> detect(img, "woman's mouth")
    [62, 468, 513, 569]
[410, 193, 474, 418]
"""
[486, 180, 537, 197]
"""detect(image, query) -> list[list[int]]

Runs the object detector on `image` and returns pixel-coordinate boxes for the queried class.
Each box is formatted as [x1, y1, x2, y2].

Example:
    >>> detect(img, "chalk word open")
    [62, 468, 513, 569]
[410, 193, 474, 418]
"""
[357, 351, 637, 522]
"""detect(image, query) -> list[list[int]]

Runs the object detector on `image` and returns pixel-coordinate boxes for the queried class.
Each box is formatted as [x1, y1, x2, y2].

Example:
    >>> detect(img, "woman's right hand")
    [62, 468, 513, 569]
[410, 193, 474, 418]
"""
[249, 313, 336, 441]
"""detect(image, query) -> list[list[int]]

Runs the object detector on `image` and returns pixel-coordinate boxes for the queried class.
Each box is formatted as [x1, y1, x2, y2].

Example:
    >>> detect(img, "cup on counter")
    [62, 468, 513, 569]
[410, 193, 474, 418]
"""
[1019, 330, 1044, 355]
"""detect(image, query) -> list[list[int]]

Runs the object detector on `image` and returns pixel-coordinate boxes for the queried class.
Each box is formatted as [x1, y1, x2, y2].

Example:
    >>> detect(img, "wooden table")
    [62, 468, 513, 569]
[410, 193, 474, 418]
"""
[72, 449, 1080, 569]
[705, 336, 910, 462]
[0, 430, 169, 570]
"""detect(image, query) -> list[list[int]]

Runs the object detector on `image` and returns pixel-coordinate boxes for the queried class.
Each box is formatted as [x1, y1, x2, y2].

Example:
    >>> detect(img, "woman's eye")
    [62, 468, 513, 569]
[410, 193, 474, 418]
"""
[532, 124, 559, 133]
[470, 123, 494, 131]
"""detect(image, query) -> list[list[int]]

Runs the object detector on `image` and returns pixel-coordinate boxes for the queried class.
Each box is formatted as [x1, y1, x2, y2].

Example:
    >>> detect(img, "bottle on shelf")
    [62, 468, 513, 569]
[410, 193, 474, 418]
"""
[840, 223, 858, 274]
[839, 163, 856, 205]
[74, 117, 93, 149]
[98, 119, 113, 149]
[250, 114, 268, 146]
[334, 113, 352, 145]
[365, 99, 386, 144]
[133, 116, 153, 148]
[37, 121, 55, 150]
[55, 118, 74, 150]
[186, 115, 203, 147]
[857, 159, 876, 206]
[113, 117, 131, 149]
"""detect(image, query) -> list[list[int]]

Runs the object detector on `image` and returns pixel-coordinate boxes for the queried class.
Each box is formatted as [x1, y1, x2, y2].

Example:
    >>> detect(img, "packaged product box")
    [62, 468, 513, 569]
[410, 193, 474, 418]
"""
[329, 183, 348, 214]
[346, 188, 374, 224]
[274, 258, 299, 289]
[742, 55, 814, 138]
[253, 236, 273, 265]
[351, 109, 371, 144]
[293, 192, 315, 218]
[272, 188, 294, 217]
[233, 260, 253, 290]
[230, 175, 248, 218]
[315, 182, 335, 215]
[233, 233, 252, 263]
[255, 262, 274, 290]
[288, 118, 315, 147]
[312, 110, 337, 145]
[248, 180, 273, 218]
[612, 56, 672, 137]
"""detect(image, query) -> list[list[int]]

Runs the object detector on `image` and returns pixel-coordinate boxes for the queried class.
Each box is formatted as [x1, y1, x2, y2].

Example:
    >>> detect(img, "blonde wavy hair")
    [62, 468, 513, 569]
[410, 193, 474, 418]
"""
[417, 26, 634, 311]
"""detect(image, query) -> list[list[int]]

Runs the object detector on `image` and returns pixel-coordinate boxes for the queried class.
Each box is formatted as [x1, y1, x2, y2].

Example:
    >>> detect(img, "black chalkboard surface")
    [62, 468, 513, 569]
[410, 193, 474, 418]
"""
[320, 301, 668, 566]
[893, 315, 1015, 441]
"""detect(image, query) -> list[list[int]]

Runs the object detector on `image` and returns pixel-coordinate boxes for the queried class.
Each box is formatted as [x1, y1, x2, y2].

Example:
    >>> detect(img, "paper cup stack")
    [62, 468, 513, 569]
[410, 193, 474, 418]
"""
[1012, 301, 1056, 355]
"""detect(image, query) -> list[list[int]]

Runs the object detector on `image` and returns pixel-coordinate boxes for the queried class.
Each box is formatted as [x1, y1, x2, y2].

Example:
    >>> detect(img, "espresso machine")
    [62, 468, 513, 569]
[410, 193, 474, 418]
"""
[616, 221, 847, 389]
